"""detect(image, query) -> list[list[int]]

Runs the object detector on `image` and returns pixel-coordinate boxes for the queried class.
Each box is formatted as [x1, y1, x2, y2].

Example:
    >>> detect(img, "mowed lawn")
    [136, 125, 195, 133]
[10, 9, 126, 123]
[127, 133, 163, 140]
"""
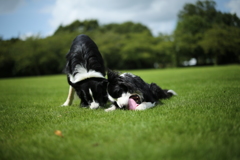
[0, 65, 239, 160]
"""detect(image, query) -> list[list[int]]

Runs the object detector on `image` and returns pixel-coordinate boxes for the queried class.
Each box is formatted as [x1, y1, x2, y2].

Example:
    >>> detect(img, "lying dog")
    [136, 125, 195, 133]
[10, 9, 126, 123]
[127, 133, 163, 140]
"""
[62, 34, 108, 109]
[105, 70, 176, 111]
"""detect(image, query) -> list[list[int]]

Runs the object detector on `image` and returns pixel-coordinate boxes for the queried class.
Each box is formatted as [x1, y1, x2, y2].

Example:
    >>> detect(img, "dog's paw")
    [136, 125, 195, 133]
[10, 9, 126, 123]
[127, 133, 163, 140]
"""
[135, 102, 155, 110]
[61, 102, 69, 107]
[90, 102, 99, 109]
[105, 105, 117, 112]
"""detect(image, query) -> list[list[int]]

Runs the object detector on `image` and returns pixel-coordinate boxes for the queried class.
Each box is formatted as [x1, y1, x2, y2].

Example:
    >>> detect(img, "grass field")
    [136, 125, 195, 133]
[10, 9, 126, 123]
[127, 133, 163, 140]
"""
[0, 65, 240, 160]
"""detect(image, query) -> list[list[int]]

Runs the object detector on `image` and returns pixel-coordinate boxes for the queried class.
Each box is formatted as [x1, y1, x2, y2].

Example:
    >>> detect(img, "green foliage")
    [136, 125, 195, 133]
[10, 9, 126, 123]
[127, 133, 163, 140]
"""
[0, 20, 174, 77]
[7, 35, 72, 76]
[199, 25, 240, 65]
[54, 19, 99, 35]
[100, 21, 152, 35]
[0, 0, 240, 77]
[0, 38, 19, 77]
[174, 0, 240, 66]
[0, 65, 240, 160]
[178, 0, 217, 22]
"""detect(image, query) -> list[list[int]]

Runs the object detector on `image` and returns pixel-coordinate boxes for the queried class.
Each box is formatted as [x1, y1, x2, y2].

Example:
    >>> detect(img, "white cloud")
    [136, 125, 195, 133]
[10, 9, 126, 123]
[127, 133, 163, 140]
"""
[227, 0, 240, 17]
[46, 0, 199, 35]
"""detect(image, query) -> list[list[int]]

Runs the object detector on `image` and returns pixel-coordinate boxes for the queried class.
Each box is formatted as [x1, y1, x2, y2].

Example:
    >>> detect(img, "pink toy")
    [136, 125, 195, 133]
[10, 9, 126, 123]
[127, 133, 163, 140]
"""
[128, 98, 139, 110]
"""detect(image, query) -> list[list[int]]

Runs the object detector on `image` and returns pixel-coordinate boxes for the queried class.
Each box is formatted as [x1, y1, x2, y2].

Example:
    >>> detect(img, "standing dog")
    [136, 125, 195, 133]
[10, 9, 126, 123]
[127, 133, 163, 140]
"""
[62, 34, 108, 109]
[105, 70, 176, 111]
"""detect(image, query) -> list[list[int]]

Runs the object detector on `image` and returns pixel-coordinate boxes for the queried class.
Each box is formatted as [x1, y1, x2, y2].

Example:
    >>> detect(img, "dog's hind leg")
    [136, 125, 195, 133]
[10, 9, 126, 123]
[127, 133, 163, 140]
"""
[150, 83, 177, 99]
[62, 86, 75, 106]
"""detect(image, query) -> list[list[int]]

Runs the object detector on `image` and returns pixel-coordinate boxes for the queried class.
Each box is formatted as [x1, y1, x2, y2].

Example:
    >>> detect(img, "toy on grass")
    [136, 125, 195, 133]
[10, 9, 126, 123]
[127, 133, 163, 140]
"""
[128, 95, 141, 110]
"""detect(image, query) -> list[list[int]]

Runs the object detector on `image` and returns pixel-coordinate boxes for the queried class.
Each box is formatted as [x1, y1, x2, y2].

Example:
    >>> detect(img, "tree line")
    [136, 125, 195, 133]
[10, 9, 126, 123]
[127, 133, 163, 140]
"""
[0, 0, 239, 77]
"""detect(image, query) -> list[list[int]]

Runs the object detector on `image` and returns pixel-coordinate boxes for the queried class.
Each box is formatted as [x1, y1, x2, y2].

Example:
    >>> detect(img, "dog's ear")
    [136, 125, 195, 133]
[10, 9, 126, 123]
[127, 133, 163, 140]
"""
[107, 69, 120, 82]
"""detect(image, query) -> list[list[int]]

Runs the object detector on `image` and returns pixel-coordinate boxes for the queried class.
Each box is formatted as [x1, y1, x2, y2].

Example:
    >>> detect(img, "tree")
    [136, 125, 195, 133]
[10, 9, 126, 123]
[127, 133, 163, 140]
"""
[0, 38, 20, 77]
[174, 15, 210, 65]
[119, 32, 155, 69]
[153, 34, 175, 68]
[54, 20, 99, 35]
[199, 25, 240, 65]
[101, 21, 152, 35]
[178, 0, 217, 22]
[174, 0, 240, 65]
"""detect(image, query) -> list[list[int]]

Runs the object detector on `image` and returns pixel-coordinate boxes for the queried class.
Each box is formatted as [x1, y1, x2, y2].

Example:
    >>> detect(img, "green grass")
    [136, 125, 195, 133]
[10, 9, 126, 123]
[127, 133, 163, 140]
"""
[0, 65, 240, 160]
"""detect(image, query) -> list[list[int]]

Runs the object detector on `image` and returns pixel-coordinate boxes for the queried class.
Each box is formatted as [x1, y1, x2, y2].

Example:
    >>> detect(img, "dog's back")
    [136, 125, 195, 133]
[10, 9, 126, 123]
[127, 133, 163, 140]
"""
[64, 34, 105, 77]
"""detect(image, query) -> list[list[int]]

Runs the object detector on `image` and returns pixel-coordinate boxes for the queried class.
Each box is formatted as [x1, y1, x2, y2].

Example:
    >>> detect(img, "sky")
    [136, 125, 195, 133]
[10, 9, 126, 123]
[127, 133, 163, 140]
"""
[0, 0, 239, 40]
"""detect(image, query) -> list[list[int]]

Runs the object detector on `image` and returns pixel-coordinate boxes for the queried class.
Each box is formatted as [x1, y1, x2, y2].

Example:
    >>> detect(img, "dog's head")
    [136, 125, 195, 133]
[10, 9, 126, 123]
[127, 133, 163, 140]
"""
[107, 70, 143, 109]
[71, 78, 108, 108]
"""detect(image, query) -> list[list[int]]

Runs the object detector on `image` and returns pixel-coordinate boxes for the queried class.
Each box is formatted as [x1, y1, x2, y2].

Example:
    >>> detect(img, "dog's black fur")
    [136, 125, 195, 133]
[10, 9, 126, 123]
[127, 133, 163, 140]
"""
[63, 34, 108, 108]
[106, 70, 176, 111]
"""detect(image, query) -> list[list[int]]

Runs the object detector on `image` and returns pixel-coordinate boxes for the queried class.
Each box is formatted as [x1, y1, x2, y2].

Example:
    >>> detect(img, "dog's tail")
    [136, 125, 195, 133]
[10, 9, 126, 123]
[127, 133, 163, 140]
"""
[163, 89, 177, 98]
[150, 83, 177, 99]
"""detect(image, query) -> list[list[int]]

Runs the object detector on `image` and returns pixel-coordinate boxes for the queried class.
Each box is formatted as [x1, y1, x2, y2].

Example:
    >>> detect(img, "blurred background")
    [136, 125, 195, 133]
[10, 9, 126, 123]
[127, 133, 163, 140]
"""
[0, 0, 239, 77]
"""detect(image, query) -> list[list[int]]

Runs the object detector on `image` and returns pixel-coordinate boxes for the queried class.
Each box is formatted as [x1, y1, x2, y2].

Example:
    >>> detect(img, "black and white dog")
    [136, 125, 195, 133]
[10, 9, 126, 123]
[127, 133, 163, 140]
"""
[105, 70, 176, 111]
[62, 34, 108, 109]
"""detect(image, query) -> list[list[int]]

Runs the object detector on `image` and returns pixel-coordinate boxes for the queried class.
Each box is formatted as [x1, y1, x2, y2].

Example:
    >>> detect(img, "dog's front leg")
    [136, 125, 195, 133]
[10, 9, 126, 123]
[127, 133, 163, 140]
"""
[135, 102, 155, 110]
[62, 86, 75, 106]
